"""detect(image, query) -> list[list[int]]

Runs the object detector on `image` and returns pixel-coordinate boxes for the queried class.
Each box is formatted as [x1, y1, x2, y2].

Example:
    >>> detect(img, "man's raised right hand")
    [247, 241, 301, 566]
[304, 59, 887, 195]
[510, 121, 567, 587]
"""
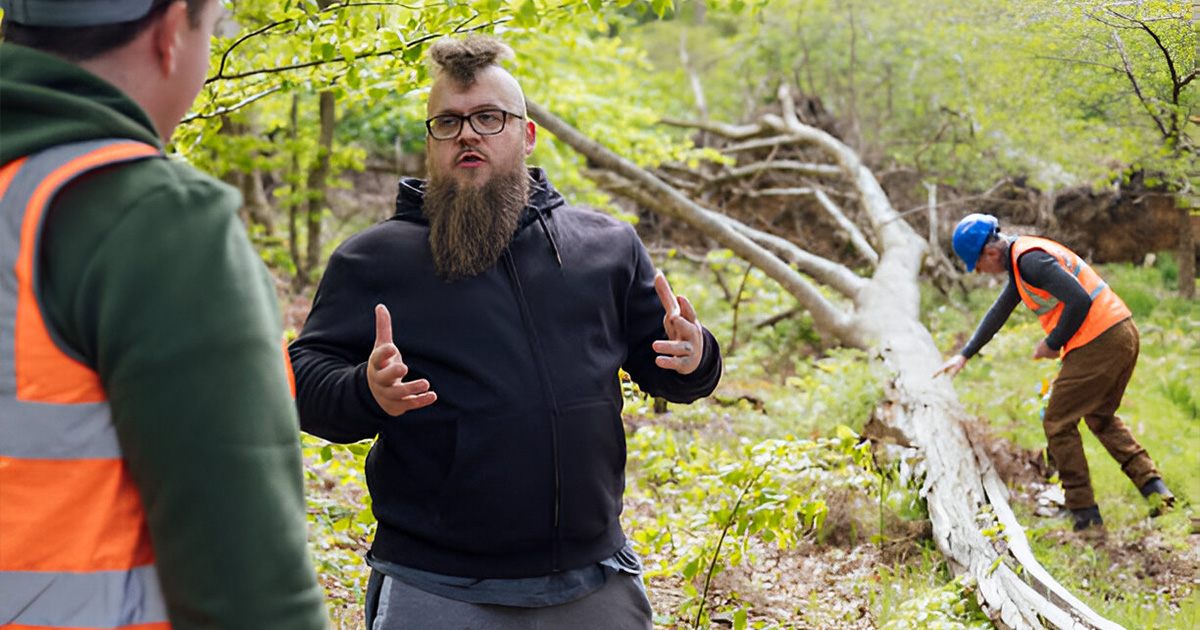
[367, 304, 437, 416]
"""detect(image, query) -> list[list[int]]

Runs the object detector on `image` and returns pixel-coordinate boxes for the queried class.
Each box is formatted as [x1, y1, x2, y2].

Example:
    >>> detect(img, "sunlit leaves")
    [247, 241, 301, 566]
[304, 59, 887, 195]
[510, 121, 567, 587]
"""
[623, 0, 1194, 190]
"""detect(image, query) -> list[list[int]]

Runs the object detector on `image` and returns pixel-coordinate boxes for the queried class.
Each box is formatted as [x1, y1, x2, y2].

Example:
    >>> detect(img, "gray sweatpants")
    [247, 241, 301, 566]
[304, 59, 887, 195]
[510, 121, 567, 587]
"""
[368, 570, 654, 630]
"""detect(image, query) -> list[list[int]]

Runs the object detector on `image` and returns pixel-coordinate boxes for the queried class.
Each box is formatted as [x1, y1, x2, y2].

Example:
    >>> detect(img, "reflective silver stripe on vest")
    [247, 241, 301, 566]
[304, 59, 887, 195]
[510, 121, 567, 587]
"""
[1019, 250, 1091, 315]
[1090, 280, 1108, 300]
[0, 566, 169, 627]
[1, 139, 156, 382]
[0, 140, 158, 461]
[0, 398, 117, 458]
[1024, 290, 1057, 315]
[0, 140, 167, 627]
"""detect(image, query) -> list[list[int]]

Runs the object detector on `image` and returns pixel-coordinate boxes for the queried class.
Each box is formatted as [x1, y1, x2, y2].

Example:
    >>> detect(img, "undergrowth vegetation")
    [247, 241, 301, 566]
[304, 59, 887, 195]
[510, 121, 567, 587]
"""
[300, 251, 1197, 629]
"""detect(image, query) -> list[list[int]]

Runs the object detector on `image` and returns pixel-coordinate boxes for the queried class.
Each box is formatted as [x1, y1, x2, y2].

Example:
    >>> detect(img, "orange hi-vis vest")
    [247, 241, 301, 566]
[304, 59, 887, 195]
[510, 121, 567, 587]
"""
[0, 139, 171, 629]
[1010, 235, 1132, 356]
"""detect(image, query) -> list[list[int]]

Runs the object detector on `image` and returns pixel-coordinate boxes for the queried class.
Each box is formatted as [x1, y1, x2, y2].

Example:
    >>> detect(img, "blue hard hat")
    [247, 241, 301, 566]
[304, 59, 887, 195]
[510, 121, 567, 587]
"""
[952, 213, 999, 272]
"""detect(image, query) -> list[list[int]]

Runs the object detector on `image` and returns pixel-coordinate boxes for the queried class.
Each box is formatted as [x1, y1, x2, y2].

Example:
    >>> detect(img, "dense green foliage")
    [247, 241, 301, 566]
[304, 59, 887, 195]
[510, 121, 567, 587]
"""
[628, 0, 1196, 190]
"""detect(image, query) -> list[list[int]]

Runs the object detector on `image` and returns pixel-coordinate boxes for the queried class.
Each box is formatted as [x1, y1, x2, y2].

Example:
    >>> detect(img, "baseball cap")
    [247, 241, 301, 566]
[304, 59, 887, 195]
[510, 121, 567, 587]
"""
[1, 0, 161, 27]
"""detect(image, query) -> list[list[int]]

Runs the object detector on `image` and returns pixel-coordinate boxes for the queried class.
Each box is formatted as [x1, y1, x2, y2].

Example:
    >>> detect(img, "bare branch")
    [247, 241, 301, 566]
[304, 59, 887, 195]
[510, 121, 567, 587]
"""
[530, 99, 863, 345]
[1111, 30, 1172, 139]
[207, 16, 498, 84]
[706, 161, 843, 188]
[744, 182, 879, 266]
[587, 169, 865, 300]
[767, 85, 922, 266]
[721, 135, 806, 154]
[812, 188, 879, 266]
[183, 86, 284, 122]
[1032, 55, 1124, 74]
[659, 117, 765, 140]
[745, 187, 817, 197]
[210, 1, 428, 83]
[1132, 18, 1184, 104]
[607, 168, 869, 296]
[679, 30, 709, 122]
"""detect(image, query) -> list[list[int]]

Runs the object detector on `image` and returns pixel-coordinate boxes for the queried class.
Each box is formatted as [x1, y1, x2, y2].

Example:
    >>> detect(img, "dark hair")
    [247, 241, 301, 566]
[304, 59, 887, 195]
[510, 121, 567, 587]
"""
[982, 232, 1002, 249]
[427, 34, 514, 85]
[2, 0, 207, 61]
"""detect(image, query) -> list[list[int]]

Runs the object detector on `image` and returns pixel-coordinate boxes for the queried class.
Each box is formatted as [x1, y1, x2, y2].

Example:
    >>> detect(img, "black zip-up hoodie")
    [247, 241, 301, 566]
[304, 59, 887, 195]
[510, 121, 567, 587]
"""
[290, 168, 722, 578]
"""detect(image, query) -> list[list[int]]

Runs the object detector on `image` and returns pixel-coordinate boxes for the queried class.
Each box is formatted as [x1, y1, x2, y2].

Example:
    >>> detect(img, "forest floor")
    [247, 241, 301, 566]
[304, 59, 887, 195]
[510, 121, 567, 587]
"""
[633, 416, 1199, 630]
[306, 406, 1198, 630]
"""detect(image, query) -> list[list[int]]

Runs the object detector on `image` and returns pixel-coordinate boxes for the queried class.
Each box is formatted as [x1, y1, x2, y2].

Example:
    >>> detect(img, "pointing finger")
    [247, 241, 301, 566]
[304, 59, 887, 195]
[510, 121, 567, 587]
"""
[654, 271, 681, 319]
[374, 304, 393, 348]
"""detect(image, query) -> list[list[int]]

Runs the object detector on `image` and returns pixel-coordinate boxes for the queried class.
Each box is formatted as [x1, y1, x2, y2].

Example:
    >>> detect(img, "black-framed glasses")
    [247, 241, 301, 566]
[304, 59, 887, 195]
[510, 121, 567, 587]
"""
[425, 109, 524, 140]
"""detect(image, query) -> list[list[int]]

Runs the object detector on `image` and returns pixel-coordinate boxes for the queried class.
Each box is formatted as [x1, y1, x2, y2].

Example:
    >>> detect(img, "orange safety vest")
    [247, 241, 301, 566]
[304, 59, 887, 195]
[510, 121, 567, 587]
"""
[0, 139, 171, 629]
[1010, 236, 1131, 356]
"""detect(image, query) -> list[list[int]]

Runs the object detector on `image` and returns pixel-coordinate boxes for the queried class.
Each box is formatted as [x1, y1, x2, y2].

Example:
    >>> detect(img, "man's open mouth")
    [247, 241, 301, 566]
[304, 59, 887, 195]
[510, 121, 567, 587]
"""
[458, 152, 485, 165]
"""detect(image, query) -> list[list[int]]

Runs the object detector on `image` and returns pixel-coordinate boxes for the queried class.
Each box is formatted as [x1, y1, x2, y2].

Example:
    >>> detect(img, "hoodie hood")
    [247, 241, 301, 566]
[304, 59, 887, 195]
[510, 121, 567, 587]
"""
[0, 43, 162, 164]
[392, 167, 566, 227]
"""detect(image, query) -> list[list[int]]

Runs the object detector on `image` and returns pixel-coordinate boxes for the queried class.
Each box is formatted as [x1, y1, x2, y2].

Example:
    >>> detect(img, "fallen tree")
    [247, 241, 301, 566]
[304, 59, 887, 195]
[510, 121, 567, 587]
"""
[528, 85, 1127, 630]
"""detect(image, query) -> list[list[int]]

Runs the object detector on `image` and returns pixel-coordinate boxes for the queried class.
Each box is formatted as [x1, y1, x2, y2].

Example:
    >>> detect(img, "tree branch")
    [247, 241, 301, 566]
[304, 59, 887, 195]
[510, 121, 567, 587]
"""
[812, 188, 879, 266]
[659, 117, 765, 140]
[210, 1, 428, 83]
[1110, 30, 1171, 139]
[529, 99, 863, 344]
[767, 85, 922, 269]
[182, 86, 284, 122]
[1032, 55, 1123, 74]
[586, 170, 866, 300]
[207, 15, 498, 84]
[704, 161, 843, 189]
[720, 135, 806, 154]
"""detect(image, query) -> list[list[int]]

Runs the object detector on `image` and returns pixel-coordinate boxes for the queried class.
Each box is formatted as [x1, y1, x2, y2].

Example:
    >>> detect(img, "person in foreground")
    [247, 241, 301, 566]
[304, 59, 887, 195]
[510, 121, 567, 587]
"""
[0, 1, 329, 628]
[938, 213, 1174, 532]
[290, 34, 723, 629]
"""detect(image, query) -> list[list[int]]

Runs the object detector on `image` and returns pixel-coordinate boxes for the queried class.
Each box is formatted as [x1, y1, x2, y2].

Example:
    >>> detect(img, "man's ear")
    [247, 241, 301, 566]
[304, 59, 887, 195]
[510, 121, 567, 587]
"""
[524, 120, 537, 157]
[151, 1, 190, 77]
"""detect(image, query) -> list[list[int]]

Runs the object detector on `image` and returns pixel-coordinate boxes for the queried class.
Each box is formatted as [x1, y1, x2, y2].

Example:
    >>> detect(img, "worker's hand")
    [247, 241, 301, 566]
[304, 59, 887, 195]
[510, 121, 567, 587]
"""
[935, 355, 967, 379]
[652, 271, 704, 375]
[367, 304, 437, 416]
[1032, 339, 1060, 360]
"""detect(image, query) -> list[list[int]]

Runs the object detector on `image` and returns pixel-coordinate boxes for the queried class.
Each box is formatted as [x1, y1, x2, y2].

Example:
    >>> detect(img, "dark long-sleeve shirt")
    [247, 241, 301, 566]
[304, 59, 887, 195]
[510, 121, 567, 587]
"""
[959, 244, 1093, 359]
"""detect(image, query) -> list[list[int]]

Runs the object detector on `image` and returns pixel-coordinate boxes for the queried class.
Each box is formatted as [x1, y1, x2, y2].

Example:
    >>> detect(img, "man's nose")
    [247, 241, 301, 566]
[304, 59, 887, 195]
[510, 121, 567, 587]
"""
[458, 122, 483, 142]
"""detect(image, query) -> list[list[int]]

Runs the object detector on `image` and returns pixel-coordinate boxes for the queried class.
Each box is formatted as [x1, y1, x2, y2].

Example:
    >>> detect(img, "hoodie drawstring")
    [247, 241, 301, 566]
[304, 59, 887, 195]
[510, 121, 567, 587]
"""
[534, 211, 563, 268]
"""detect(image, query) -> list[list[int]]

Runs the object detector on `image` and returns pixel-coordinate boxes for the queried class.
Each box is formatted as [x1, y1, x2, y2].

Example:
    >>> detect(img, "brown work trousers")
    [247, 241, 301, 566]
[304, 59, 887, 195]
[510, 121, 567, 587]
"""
[1044, 317, 1160, 510]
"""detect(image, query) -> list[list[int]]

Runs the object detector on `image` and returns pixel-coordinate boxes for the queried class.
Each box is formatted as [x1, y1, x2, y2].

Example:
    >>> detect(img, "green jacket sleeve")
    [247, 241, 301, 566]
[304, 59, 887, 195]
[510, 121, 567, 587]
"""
[43, 160, 329, 630]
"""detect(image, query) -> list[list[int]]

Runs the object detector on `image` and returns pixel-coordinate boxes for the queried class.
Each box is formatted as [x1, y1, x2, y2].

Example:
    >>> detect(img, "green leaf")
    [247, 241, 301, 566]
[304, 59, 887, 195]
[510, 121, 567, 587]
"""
[516, 0, 539, 27]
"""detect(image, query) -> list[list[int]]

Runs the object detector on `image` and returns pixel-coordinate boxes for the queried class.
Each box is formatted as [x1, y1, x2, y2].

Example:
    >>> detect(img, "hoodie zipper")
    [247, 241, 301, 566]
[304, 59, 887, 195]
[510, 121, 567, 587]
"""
[501, 249, 564, 571]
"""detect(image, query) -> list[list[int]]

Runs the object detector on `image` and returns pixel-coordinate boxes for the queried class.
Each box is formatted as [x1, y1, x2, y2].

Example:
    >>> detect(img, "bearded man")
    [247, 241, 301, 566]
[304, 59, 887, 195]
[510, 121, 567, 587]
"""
[289, 35, 723, 629]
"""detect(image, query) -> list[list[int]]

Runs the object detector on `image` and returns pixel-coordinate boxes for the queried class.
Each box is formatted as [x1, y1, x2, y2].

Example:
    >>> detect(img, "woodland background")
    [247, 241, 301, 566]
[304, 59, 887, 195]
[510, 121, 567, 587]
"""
[39, 0, 1200, 628]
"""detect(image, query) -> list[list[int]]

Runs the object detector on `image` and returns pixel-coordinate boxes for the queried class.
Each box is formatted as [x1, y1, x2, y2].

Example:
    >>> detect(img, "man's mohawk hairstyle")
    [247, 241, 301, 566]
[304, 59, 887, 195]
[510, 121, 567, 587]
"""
[427, 34, 515, 85]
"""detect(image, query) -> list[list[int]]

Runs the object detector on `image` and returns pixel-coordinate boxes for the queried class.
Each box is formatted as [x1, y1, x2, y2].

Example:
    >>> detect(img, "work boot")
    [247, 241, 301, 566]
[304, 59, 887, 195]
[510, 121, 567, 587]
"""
[1070, 505, 1104, 531]
[1139, 477, 1175, 517]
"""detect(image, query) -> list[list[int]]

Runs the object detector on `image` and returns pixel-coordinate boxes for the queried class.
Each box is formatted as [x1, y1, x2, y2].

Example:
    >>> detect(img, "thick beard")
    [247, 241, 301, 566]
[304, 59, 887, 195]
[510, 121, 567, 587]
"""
[424, 166, 530, 281]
